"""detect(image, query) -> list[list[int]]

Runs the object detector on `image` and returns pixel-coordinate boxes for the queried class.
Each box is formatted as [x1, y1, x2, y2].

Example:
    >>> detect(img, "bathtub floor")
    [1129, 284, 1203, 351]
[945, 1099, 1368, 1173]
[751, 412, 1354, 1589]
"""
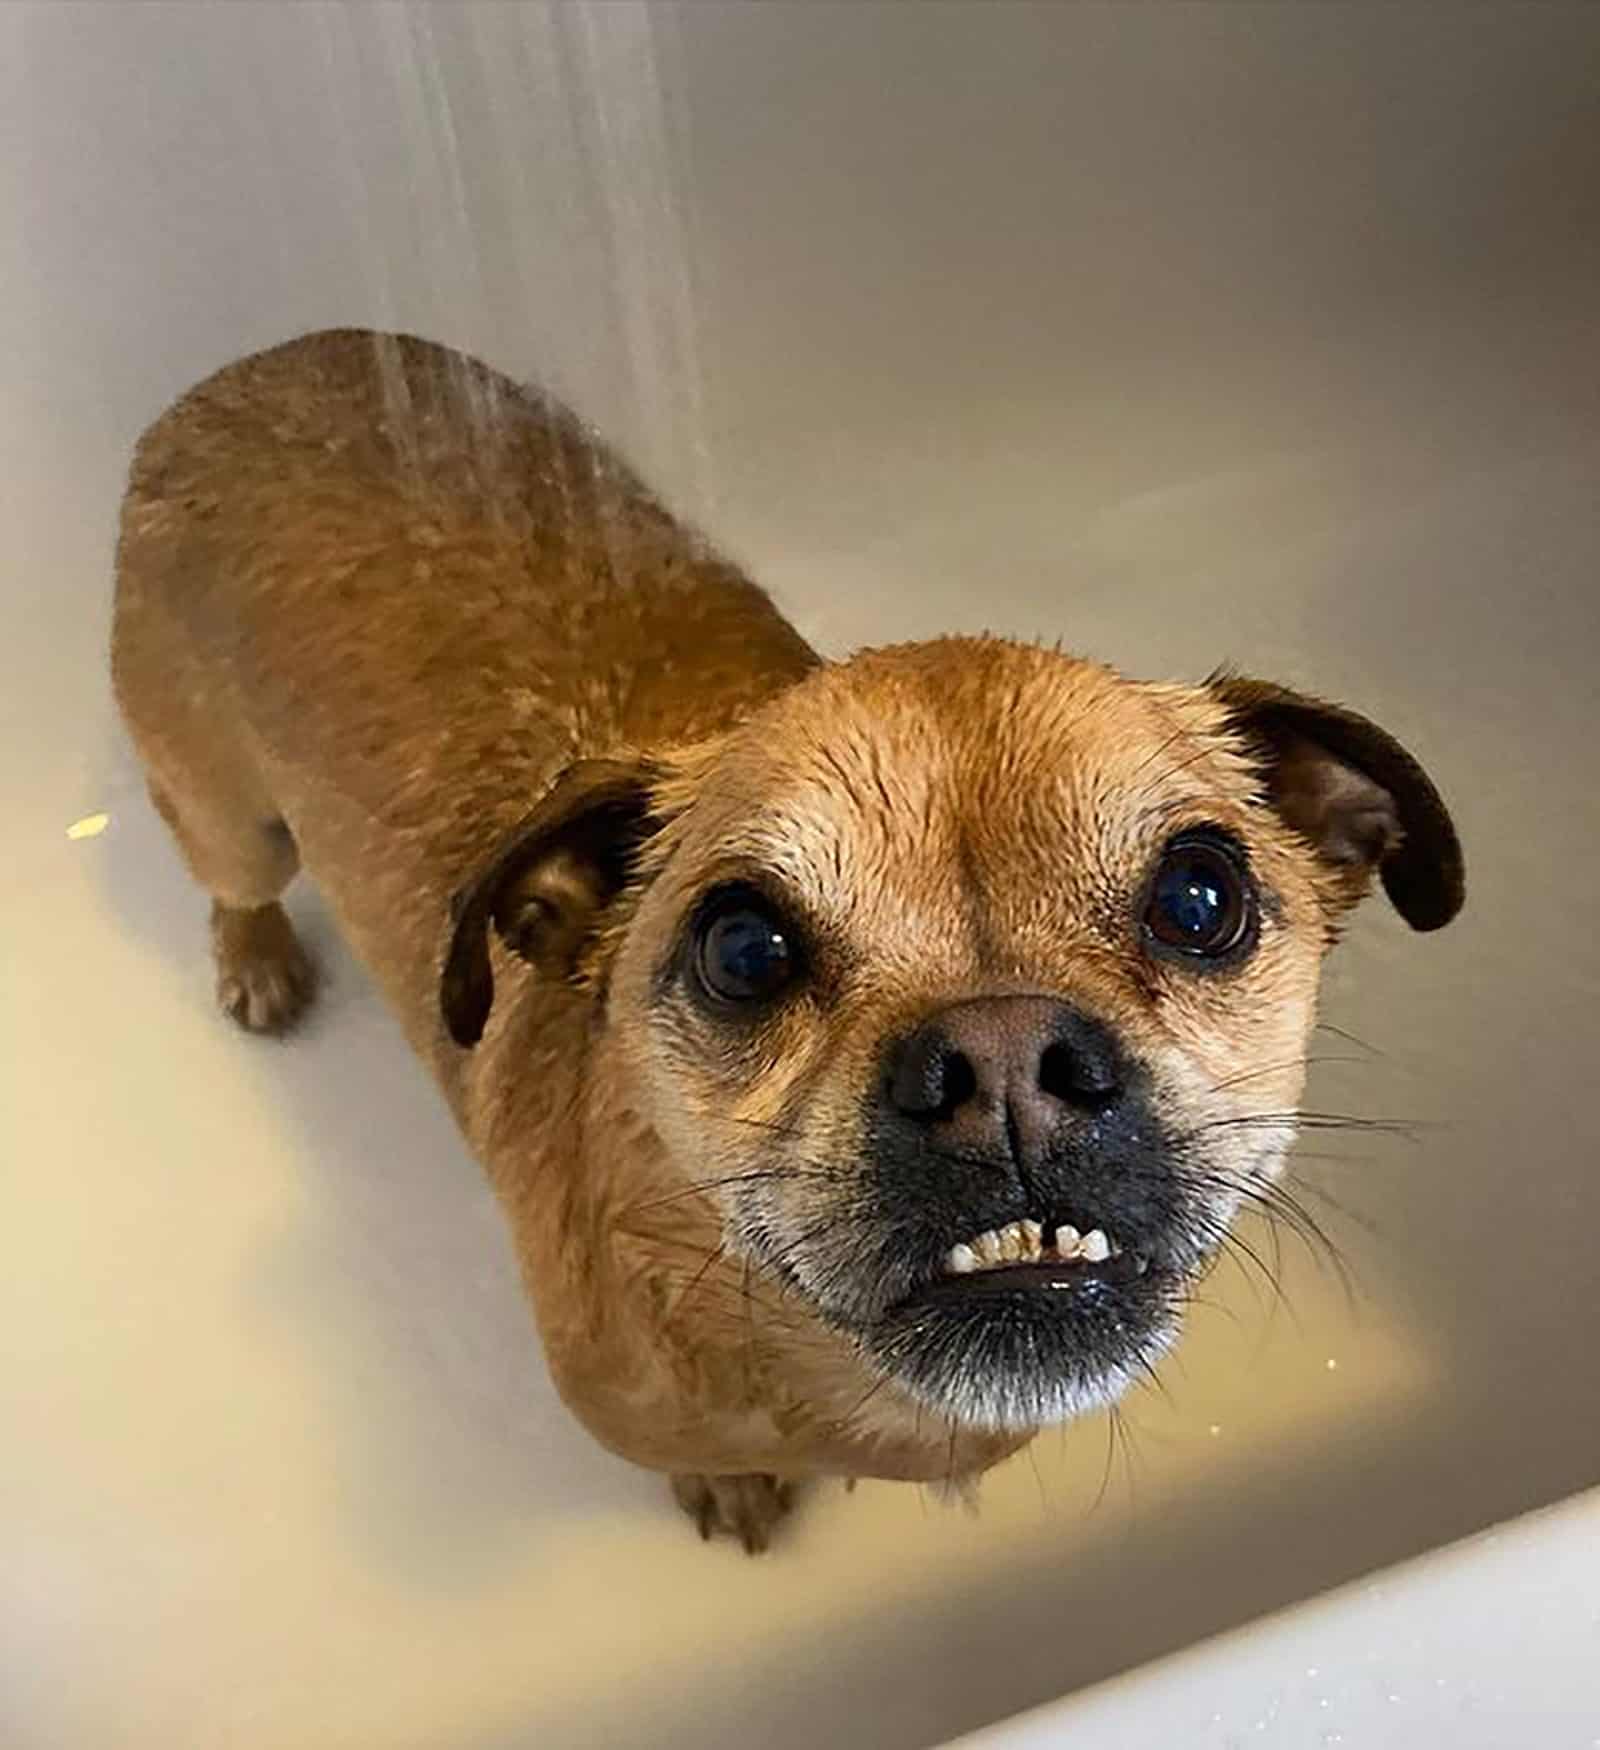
[5, 6, 1600, 1748]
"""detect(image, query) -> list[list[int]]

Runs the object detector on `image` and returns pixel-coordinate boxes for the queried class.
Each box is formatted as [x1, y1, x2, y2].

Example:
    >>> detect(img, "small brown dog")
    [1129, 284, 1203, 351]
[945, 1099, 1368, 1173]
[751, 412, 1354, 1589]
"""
[113, 331, 1463, 1551]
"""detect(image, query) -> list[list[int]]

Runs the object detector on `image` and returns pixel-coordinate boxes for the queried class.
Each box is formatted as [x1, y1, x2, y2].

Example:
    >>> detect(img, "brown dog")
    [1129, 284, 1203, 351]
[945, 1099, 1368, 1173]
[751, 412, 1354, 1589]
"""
[112, 330, 1463, 1552]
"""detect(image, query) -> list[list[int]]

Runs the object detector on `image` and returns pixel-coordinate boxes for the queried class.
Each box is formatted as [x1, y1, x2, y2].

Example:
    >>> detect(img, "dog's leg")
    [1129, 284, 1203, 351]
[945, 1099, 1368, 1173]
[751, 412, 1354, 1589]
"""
[669, 1472, 796, 1555]
[146, 779, 316, 1035]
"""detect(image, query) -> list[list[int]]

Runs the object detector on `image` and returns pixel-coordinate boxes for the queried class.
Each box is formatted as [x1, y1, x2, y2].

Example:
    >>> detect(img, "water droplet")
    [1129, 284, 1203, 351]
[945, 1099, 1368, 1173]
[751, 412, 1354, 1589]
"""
[1209, 1423, 1223, 1437]
[1325, 1357, 1339, 1371]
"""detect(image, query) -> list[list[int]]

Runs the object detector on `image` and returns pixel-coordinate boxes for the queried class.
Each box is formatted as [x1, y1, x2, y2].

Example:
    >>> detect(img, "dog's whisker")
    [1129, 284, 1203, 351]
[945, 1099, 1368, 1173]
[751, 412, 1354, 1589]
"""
[1128, 1350, 1174, 1410]
[1177, 1156, 1358, 1301]
[1177, 1108, 1424, 1145]
[1285, 1177, 1381, 1237]
[1023, 1437, 1050, 1514]
[1140, 739, 1227, 794]
[1176, 1284, 1247, 1334]
[833, 1365, 897, 1434]
[1217, 1229, 1301, 1332]
[749, 1204, 872, 1280]
[1093, 1403, 1142, 1513]
[1313, 1019, 1387, 1057]
[1202, 1052, 1367, 1095]
[739, 1255, 756, 1385]
[667, 1238, 731, 1316]
[619, 1165, 840, 1219]
[1125, 723, 1193, 784]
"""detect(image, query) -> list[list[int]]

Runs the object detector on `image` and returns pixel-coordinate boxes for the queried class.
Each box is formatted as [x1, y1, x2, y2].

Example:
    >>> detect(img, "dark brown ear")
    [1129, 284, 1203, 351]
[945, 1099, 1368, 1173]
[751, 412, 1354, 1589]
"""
[1210, 675, 1464, 931]
[441, 758, 662, 1048]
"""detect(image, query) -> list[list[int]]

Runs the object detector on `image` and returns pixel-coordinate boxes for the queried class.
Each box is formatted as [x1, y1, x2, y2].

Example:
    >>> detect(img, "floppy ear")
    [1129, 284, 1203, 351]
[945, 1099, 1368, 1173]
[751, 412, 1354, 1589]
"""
[1210, 674, 1464, 931]
[441, 758, 663, 1048]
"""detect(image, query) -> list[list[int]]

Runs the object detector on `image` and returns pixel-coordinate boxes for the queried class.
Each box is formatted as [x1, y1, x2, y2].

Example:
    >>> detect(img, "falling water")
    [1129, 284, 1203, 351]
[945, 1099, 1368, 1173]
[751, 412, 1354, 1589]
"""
[298, 1, 714, 532]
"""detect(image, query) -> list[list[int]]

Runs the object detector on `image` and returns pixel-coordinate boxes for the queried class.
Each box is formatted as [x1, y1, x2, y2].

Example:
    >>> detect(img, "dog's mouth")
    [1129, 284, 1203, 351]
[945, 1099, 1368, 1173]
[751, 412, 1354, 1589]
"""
[900, 1213, 1166, 1312]
[861, 1209, 1186, 1431]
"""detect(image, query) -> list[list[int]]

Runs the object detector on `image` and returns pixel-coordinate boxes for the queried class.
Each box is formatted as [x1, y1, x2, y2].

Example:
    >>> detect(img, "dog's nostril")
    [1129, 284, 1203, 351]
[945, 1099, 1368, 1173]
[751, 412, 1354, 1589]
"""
[890, 1034, 978, 1121]
[940, 1049, 978, 1114]
[1038, 1039, 1121, 1112]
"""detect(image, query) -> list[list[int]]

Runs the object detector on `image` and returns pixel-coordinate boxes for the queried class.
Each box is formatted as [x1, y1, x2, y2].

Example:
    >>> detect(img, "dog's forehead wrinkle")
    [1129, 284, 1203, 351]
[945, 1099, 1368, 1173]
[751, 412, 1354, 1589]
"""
[705, 703, 1266, 989]
[716, 648, 1247, 837]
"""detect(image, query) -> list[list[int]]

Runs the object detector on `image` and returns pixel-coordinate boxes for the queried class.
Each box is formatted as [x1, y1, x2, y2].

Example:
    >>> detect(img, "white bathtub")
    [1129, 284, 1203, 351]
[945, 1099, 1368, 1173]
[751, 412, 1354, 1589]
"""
[4, 5, 1597, 1745]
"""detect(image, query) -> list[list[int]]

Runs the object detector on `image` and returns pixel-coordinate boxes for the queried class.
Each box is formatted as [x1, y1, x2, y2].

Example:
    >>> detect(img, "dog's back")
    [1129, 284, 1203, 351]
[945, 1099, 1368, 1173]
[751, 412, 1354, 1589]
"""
[112, 329, 812, 1067]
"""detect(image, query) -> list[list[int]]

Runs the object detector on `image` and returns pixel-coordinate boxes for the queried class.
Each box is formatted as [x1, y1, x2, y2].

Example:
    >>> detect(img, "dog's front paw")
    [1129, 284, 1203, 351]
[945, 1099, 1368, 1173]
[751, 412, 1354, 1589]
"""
[212, 902, 316, 1035]
[670, 1471, 795, 1555]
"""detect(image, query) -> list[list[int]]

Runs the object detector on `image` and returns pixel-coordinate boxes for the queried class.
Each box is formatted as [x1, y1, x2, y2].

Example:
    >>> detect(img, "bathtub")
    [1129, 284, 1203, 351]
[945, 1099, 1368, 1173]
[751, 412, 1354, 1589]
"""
[4, 5, 1597, 1745]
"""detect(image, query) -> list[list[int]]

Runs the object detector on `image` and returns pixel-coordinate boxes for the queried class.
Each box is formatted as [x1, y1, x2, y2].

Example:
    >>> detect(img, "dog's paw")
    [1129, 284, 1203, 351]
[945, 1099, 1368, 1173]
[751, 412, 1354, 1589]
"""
[670, 1471, 796, 1555]
[213, 903, 316, 1035]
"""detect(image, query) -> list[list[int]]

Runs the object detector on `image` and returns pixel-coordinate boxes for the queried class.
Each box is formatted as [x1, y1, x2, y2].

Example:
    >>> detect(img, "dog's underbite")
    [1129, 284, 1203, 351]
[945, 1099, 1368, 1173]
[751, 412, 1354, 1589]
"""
[112, 331, 1463, 1553]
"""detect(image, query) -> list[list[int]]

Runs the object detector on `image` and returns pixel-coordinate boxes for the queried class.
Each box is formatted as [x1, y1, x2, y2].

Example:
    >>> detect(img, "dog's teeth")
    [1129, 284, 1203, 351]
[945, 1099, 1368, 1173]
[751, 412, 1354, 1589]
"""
[949, 1220, 1123, 1277]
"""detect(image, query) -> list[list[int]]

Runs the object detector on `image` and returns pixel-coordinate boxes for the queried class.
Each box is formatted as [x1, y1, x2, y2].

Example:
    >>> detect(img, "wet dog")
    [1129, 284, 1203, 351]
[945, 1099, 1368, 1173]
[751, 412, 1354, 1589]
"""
[112, 331, 1463, 1551]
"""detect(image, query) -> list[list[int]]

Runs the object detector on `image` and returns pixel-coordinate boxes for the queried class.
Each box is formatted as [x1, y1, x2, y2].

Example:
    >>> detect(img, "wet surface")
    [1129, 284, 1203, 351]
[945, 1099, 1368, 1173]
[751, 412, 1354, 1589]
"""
[4, 6, 1598, 1747]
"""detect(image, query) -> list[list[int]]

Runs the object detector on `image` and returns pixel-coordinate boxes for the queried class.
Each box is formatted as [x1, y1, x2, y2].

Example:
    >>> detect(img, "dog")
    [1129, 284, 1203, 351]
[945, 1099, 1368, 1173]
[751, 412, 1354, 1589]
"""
[112, 330, 1463, 1552]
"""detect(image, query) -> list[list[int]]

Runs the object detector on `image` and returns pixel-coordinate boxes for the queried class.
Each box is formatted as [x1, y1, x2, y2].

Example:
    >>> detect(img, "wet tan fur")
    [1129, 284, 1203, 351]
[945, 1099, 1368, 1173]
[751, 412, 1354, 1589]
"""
[111, 331, 1421, 1534]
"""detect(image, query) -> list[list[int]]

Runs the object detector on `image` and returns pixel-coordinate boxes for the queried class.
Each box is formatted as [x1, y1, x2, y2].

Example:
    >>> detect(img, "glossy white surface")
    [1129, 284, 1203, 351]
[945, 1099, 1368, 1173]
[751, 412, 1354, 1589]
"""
[946, 1487, 1600, 1748]
[4, 6, 1599, 1747]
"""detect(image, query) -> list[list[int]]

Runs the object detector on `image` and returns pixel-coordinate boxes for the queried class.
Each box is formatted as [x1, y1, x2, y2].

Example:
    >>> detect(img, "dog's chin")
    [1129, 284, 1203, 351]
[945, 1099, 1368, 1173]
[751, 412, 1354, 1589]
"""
[859, 1260, 1185, 1433]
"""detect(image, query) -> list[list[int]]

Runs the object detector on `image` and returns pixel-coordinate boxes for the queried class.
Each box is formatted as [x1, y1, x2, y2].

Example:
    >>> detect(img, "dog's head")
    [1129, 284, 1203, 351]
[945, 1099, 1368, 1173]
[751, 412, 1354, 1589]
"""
[443, 638, 1462, 1431]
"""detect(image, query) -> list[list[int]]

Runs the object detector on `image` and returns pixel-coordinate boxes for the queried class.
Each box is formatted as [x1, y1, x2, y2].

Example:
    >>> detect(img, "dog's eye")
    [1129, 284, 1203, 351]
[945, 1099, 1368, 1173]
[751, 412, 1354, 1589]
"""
[1143, 834, 1252, 958]
[693, 895, 796, 1004]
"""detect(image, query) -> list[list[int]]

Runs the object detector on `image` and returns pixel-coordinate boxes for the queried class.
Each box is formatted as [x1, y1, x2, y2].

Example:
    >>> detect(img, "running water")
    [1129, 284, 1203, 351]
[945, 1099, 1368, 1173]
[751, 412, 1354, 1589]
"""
[305, 2, 715, 536]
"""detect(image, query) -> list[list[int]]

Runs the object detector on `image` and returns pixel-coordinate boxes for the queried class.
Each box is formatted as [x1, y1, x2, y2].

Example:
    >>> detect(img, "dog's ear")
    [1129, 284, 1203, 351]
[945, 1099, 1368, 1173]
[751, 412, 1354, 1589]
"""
[441, 758, 663, 1048]
[1210, 674, 1464, 931]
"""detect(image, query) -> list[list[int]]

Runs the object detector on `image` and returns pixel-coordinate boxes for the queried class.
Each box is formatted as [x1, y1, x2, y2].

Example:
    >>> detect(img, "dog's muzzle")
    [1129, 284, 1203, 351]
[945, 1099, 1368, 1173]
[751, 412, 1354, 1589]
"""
[851, 996, 1208, 1429]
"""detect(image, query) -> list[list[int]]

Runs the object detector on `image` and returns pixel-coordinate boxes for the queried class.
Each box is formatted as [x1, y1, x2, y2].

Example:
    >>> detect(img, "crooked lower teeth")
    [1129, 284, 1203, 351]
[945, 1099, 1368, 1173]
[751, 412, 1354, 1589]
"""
[944, 1221, 1119, 1276]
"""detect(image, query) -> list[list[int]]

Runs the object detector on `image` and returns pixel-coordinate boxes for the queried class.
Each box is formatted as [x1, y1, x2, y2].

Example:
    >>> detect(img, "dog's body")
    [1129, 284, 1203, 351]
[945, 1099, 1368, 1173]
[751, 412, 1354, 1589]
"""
[114, 331, 1461, 1549]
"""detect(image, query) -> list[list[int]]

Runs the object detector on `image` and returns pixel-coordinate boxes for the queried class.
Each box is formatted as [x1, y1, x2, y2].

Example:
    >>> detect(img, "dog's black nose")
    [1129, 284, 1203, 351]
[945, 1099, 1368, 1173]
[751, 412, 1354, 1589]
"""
[887, 997, 1124, 1167]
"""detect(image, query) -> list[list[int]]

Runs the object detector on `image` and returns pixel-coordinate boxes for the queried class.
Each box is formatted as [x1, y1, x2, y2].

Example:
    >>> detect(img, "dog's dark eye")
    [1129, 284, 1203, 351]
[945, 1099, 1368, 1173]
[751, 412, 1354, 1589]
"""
[693, 895, 796, 1004]
[1144, 834, 1252, 958]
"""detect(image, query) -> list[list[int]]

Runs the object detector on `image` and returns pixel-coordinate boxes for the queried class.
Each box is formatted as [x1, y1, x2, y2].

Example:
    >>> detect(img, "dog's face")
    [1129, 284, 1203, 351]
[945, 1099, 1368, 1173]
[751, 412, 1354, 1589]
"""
[444, 638, 1462, 1431]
